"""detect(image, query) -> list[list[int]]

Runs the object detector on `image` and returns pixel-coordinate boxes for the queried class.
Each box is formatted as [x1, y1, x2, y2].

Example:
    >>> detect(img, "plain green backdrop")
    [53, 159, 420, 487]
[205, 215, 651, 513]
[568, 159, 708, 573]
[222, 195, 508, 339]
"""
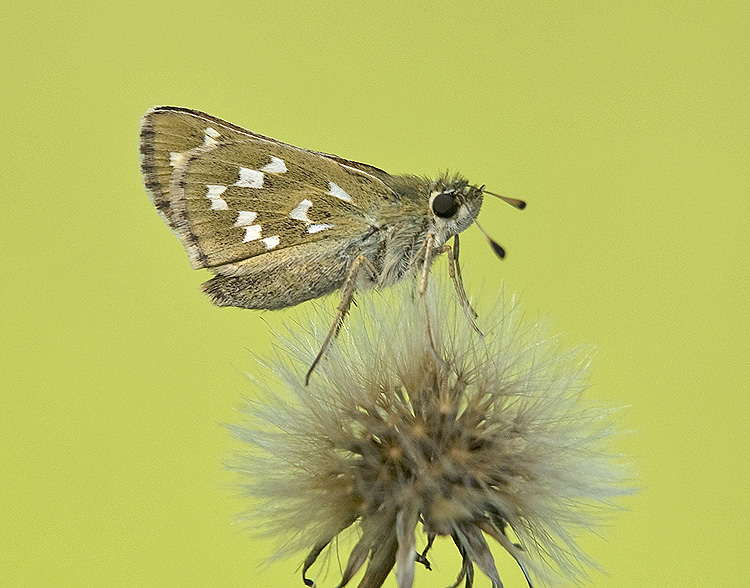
[2, 2, 748, 587]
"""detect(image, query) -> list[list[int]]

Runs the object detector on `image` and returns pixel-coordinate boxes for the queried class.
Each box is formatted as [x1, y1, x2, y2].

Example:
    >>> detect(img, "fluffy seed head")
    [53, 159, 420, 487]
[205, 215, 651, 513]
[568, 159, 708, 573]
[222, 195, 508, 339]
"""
[228, 282, 631, 588]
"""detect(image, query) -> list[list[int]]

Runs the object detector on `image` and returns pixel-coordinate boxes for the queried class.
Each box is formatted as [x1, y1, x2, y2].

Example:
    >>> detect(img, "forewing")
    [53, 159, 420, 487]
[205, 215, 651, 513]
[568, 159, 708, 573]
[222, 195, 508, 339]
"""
[139, 106, 397, 269]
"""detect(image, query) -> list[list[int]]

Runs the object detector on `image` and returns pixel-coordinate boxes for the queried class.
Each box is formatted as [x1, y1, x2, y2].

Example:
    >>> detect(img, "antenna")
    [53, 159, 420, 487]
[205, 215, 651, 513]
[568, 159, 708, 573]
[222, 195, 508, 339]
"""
[484, 189, 526, 210]
[474, 218, 506, 259]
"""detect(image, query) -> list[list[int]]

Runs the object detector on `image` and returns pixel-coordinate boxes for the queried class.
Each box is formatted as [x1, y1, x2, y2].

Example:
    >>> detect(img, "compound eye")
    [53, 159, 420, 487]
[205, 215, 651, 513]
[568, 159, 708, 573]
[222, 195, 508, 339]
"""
[432, 191, 459, 218]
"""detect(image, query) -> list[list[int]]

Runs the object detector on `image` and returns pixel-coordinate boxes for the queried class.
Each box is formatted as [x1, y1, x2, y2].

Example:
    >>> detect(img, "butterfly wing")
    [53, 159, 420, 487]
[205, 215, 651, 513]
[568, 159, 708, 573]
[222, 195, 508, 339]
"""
[139, 106, 398, 270]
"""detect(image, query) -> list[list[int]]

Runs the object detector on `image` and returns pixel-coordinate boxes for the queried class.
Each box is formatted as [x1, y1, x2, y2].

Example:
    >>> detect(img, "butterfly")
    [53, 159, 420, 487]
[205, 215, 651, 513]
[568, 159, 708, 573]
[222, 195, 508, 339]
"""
[139, 106, 524, 381]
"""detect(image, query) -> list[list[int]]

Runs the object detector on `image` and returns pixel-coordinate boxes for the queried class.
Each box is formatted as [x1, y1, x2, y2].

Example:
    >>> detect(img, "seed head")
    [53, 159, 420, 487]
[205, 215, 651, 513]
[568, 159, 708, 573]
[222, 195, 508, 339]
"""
[228, 282, 631, 588]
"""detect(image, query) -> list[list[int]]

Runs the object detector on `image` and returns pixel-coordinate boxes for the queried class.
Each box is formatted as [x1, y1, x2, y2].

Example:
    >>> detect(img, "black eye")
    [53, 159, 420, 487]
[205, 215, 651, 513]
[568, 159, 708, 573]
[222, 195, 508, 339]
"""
[432, 191, 459, 218]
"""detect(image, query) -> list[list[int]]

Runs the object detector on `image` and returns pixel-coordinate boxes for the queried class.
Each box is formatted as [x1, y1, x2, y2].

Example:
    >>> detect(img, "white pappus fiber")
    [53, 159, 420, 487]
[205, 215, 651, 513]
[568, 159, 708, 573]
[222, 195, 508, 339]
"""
[227, 280, 632, 588]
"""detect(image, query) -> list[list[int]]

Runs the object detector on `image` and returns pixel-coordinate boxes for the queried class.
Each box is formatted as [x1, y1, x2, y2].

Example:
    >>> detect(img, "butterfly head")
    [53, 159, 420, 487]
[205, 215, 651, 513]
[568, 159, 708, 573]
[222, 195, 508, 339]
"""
[428, 177, 484, 245]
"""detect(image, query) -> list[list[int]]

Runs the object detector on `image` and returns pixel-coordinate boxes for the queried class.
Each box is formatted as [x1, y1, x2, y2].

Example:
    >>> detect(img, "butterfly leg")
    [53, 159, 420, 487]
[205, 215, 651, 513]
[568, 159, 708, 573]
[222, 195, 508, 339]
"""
[418, 233, 437, 297]
[305, 255, 379, 385]
[449, 234, 478, 318]
[418, 234, 453, 374]
[418, 233, 482, 337]
[443, 235, 483, 336]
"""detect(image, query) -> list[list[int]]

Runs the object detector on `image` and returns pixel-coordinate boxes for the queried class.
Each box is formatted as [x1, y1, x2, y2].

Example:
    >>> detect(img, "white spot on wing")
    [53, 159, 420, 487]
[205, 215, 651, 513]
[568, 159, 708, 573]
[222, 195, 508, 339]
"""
[205, 185, 228, 210]
[242, 225, 262, 242]
[307, 223, 334, 234]
[262, 236, 280, 249]
[235, 167, 264, 189]
[328, 181, 352, 202]
[260, 156, 287, 174]
[235, 211, 258, 226]
[289, 199, 313, 223]
[169, 151, 186, 168]
[203, 127, 220, 147]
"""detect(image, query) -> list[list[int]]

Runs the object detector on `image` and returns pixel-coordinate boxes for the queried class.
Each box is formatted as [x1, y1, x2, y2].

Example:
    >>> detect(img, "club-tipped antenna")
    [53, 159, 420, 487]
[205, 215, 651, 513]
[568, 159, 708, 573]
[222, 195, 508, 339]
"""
[474, 218, 506, 259]
[484, 189, 526, 210]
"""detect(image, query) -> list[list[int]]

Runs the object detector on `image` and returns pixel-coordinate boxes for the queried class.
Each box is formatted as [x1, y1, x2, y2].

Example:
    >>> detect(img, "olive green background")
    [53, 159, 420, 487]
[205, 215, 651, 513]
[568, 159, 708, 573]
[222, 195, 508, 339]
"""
[2, 2, 747, 587]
